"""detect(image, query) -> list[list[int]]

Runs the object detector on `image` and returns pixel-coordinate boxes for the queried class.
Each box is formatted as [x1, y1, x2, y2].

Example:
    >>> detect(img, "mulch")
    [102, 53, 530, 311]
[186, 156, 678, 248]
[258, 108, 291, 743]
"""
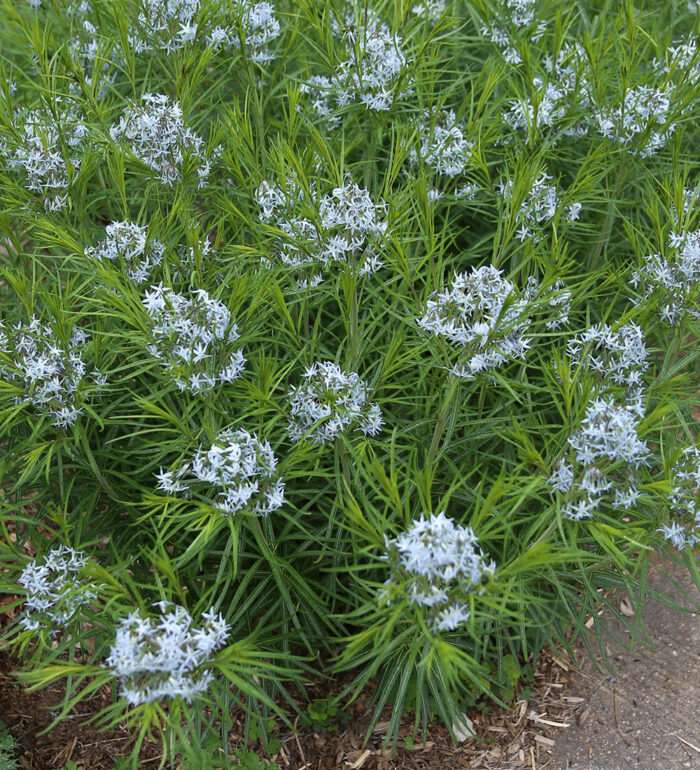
[0, 635, 584, 769]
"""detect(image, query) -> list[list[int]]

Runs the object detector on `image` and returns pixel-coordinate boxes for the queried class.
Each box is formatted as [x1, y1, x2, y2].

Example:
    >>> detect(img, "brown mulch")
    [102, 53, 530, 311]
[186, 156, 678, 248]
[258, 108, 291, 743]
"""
[0, 637, 584, 770]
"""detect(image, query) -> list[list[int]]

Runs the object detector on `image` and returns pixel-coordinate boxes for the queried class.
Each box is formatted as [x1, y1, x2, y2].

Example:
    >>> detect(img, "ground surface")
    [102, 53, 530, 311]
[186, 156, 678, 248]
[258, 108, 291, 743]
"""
[550, 556, 700, 770]
[1, 555, 699, 769]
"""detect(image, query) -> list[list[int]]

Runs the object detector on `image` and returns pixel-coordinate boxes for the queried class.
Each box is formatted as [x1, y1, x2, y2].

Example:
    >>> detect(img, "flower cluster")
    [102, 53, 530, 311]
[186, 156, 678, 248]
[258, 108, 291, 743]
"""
[0, 317, 105, 427]
[596, 85, 675, 157]
[631, 223, 700, 326]
[659, 446, 700, 549]
[1, 102, 89, 212]
[411, 110, 473, 178]
[659, 446, 700, 550]
[411, 0, 447, 23]
[541, 280, 572, 330]
[568, 398, 650, 469]
[505, 44, 591, 140]
[128, 0, 201, 54]
[418, 266, 535, 378]
[287, 361, 382, 444]
[382, 512, 495, 632]
[481, 0, 546, 65]
[25, 0, 90, 13]
[142, 285, 245, 392]
[208, 1, 280, 64]
[656, 39, 700, 85]
[566, 322, 648, 407]
[301, 9, 410, 122]
[548, 320, 651, 521]
[106, 603, 229, 706]
[18, 546, 96, 635]
[110, 94, 212, 186]
[86, 221, 165, 283]
[67, 18, 119, 99]
[548, 397, 650, 520]
[256, 178, 388, 283]
[156, 428, 284, 516]
[499, 172, 581, 242]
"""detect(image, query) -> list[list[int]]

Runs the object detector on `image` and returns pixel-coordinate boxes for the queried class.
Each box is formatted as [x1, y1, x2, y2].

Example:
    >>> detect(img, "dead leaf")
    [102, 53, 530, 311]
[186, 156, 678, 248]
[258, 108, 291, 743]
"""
[451, 715, 475, 742]
[620, 597, 635, 617]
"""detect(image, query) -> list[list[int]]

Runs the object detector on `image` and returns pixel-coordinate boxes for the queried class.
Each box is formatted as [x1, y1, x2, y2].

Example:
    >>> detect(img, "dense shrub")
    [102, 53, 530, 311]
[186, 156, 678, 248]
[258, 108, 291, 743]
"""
[0, 0, 699, 763]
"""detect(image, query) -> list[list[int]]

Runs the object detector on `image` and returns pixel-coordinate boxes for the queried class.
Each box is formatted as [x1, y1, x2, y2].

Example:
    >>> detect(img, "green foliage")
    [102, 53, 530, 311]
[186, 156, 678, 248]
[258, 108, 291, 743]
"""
[0, 722, 18, 770]
[0, 0, 699, 762]
[300, 697, 351, 732]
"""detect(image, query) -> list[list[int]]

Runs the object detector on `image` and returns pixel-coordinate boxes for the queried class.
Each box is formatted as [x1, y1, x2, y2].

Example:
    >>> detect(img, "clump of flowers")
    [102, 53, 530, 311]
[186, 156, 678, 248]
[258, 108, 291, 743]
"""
[656, 39, 700, 85]
[566, 322, 648, 407]
[109, 94, 212, 187]
[411, 110, 473, 178]
[540, 280, 572, 330]
[106, 603, 229, 706]
[418, 265, 536, 378]
[142, 285, 245, 392]
[0, 317, 105, 428]
[499, 172, 581, 242]
[128, 0, 201, 54]
[67, 18, 119, 99]
[0, 101, 89, 212]
[548, 397, 650, 520]
[596, 85, 675, 157]
[301, 8, 411, 123]
[480, 0, 546, 65]
[411, 0, 447, 23]
[156, 428, 285, 516]
[287, 361, 382, 444]
[256, 178, 388, 283]
[505, 44, 591, 141]
[382, 512, 495, 632]
[18, 546, 97, 635]
[548, 321, 652, 521]
[208, 1, 280, 64]
[659, 446, 700, 549]
[86, 221, 165, 284]
[631, 228, 700, 325]
[568, 398, 650, 469]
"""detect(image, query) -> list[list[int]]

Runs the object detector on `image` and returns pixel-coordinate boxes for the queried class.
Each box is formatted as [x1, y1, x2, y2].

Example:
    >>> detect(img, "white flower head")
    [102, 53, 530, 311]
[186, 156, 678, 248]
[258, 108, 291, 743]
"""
[499, 172, 580, 242]
[665, 446, 700, 546]
[301, 7, 411, 123]
[566, 322, 648, 393]
[595, 85, 675, 157]
[1, 101, 89, 212]
[418, 265, 533, 378]
[411, 110, 473, 177]
[287, 361, 382, 444]
[142, 285, 245, 392]
[106, 603, 229, 705]
[156, 427, 284, 516]
[631, 229, 700, 326]
[86, 221, 165, 283]
[129, 0, 201, 54]
[256, 177, 387, 281]
[209, 2, 280, 64]
[0, 317, 105, 427]
[384, 511, 495, 632]
[18, 546, 97, 635]
[110, 94, 213, 187]
[569, 397, 650, 469]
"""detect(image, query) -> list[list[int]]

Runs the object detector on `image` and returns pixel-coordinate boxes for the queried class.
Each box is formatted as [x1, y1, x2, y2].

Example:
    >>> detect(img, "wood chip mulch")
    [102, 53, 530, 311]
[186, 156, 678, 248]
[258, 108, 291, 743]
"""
[0, 630, 586, 770]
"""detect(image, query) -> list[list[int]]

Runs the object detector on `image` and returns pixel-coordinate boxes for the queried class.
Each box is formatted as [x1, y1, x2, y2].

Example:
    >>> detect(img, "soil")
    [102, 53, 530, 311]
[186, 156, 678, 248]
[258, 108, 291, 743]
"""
[0, 636, 578, 769]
